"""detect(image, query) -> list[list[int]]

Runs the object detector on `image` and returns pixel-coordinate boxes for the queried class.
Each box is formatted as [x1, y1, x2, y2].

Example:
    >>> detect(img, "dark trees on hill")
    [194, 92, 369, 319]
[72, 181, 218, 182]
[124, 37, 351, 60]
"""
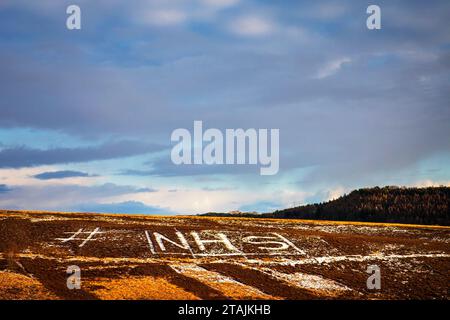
[268, 186, 450, 226]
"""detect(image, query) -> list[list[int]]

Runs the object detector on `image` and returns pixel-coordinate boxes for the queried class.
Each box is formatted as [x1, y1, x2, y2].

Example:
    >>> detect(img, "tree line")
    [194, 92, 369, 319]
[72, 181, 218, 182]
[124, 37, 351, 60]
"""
[267, 186, 449, 225]
[201, 186, 450, 226]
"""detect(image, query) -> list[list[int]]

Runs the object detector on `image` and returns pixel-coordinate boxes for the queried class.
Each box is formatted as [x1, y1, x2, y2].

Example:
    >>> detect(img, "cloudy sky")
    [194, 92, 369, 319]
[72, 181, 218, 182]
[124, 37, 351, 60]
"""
[0, 0, 449, 214]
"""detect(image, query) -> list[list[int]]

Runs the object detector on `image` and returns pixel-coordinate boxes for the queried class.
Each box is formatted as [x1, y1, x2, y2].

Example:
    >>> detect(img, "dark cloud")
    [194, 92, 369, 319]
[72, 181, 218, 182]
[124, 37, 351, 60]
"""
[135, 187, 158, 192]
[0, 183, 157, 211]
[139, 155, 267, 177]
[0, 184, 12, 193]
[0, 141, 166, 168]
[0, 0, 449, 207]
[117, 169, 155, 176]
[33, 170, 96, 180]
[119, 163, 261, 177]
[72, 201, 173, 215]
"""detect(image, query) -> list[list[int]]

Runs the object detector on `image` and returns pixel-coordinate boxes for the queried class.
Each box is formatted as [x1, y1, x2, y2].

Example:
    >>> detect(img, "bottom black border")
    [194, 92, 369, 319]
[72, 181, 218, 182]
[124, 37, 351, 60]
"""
[1, 300, 447, 318]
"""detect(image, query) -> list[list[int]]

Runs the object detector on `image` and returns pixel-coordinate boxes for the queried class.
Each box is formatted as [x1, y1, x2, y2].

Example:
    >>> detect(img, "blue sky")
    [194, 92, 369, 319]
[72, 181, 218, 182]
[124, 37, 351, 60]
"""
[0, 0, 449, 214]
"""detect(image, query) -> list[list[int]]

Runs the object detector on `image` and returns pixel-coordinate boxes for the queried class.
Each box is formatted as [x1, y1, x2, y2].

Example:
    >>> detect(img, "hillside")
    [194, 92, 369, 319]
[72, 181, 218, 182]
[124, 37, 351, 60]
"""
[202, 186, 450, 226]
[267, 186, 450, 225]
[0, 211, 449, 300]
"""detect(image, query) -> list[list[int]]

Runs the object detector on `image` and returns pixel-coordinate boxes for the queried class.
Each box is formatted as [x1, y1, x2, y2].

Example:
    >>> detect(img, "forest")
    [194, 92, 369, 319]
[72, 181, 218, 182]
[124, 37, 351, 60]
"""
[202, 186, 450, 226]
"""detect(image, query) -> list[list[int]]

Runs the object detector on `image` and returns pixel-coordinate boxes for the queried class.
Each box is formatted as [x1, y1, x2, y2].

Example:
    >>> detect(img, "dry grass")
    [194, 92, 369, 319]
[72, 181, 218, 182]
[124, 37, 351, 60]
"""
[0, 210, 448, 300]
[0, 271, 59, 300]
[1, 209, 449, 230]
[84, 276, 199, 300]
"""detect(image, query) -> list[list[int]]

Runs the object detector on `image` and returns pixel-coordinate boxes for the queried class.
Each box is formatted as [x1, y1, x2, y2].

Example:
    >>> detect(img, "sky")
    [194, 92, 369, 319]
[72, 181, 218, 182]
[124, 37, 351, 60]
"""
[0, 0, 449, 214]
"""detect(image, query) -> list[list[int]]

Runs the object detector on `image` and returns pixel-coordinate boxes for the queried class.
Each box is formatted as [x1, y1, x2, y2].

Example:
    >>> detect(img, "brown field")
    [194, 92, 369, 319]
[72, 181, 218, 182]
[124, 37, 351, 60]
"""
[0, 210, 449, 300]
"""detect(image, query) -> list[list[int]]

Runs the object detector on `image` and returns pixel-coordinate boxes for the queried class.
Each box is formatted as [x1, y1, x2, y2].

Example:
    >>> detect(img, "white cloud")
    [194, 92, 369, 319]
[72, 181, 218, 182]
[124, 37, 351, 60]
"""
[229, 16, 276, 37]
[0, 166, 102, 187]
[0, 182, 151, 211]
[201, 0, 240, 8]
[410, 180, 450, 188]
[326, 186, 347, 201]
[106, 187, 309, 214]
[310, 3, 348, 20]
[315, 57, 351, 79]
[135, 0, 240, 27]
[142, 9, 187, 26]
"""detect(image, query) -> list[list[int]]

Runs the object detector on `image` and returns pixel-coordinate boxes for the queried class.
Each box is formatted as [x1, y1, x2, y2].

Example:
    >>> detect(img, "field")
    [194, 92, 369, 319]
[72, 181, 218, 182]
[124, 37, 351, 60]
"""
[0, 210, 449, 300]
